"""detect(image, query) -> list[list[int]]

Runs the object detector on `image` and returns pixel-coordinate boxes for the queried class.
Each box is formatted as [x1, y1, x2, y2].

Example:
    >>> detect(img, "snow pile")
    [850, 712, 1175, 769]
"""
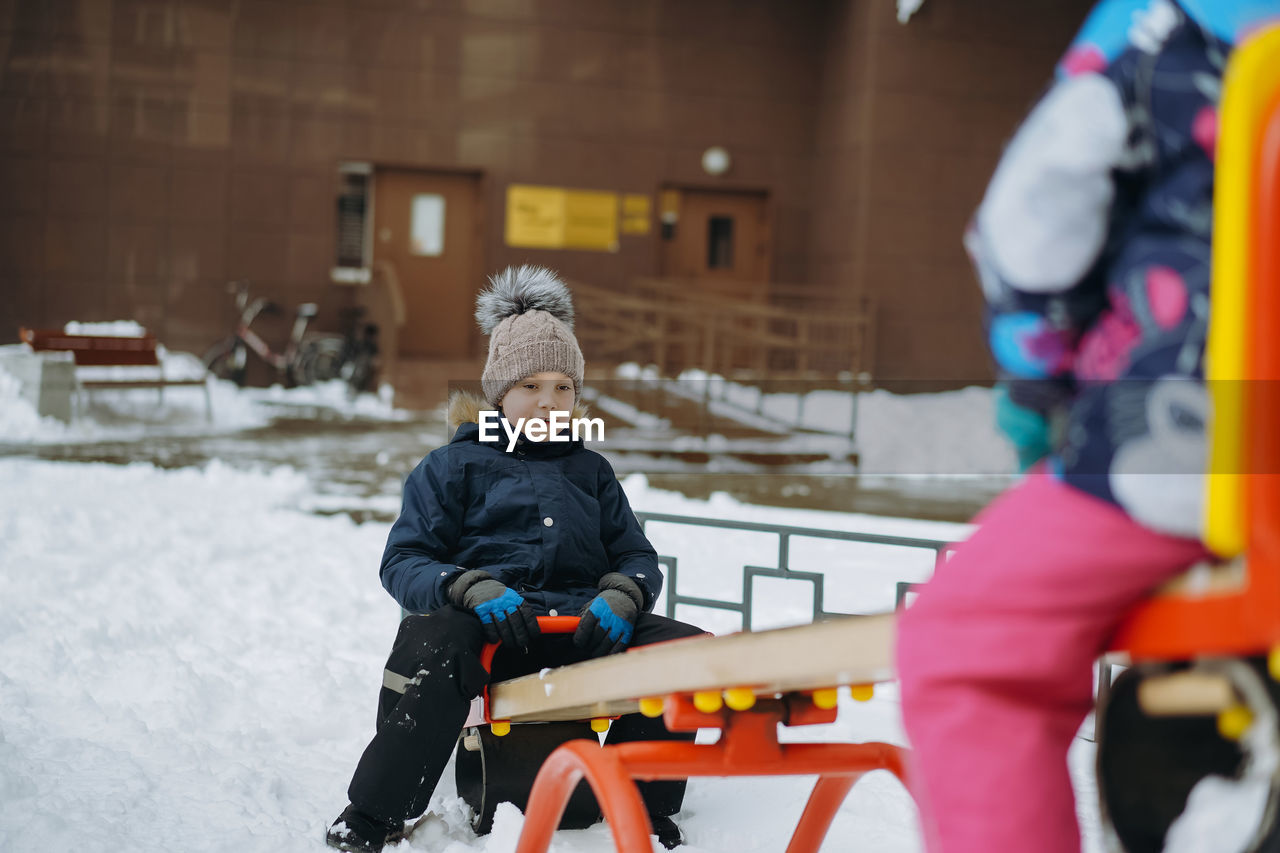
[1164, 774, 1271, 853]
[63, 320, 149, 336]
[0, 319, 409, 445]
[897, 0, 927, 23]
[0, 459, 396, 852]
[613, 365, 1015, 478]
[0, 362, 70, 442]
[625, 472, 969, 542]
[580, 388, 672, 431]
[0, 364, 407, 446]
[1165, 669, 1280, 853]
[855, 386, 1015, 476]
[252, 378, 404, 420]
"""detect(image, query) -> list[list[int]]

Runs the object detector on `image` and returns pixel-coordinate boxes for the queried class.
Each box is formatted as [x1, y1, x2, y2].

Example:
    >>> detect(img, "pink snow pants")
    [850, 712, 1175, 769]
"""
[896, 470, 1212, 853]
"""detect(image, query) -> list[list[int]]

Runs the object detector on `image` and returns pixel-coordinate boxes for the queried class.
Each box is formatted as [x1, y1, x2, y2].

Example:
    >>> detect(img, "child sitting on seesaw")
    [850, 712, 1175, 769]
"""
[327, 265, 704, 852]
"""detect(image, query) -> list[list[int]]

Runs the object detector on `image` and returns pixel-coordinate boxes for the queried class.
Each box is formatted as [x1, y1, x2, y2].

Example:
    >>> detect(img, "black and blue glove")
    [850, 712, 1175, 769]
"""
[574, 573, 644, 657]
[447, 569, 541, 649]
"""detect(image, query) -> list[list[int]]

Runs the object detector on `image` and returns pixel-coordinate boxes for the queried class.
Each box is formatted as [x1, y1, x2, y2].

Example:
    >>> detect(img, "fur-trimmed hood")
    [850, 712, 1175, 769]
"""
[447, 390, 591, 433]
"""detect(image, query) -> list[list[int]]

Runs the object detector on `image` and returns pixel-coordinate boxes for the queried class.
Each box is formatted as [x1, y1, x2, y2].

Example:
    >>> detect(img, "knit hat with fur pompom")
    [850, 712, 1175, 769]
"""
[475, 265, 585, 406]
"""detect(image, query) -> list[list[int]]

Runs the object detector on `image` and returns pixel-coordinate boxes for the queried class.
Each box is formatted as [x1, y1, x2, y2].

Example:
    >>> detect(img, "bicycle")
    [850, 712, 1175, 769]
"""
[334, 306, 380, 398]
[203, 280, 346, 387]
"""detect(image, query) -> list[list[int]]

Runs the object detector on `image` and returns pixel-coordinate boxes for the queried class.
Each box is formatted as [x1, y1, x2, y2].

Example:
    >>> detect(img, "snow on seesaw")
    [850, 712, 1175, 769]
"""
[0, 458, 1105, 852]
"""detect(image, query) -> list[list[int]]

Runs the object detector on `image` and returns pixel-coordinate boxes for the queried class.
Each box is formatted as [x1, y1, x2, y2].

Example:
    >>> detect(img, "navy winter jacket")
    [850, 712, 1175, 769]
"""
[380, 394, 661, 616]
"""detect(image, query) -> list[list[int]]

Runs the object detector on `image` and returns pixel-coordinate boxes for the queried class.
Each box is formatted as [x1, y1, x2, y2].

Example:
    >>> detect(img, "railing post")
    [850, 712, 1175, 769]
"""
[798, 317, 810, 375]
[702, 313, 717, 376]
[847, 378, 858, 444]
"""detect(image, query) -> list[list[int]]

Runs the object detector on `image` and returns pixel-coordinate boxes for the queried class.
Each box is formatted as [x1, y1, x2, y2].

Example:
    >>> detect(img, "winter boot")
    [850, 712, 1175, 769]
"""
[649, 814, 684, 849]
[326, 804, 405, 852]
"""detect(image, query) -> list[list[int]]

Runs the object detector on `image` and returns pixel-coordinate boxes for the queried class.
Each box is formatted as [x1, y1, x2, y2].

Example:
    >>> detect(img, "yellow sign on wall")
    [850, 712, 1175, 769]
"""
[564, 190, 618, 250]
[621, 193, 651, 235]
[505, 185, 566, 249]
[505, 184, 619, 252]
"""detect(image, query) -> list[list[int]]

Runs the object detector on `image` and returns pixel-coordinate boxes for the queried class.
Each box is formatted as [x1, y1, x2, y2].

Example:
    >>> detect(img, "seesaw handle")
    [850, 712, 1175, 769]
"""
[535, 615, 582, 634]
[480, 615, 581, 672]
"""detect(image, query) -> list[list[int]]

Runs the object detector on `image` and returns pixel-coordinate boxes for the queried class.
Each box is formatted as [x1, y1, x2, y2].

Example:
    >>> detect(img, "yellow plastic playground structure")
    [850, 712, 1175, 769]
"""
[1098, 24, 1280, 853]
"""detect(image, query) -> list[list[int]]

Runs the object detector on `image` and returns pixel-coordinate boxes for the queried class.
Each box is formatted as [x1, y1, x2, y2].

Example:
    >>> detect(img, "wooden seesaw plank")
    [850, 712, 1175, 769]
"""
[487, 612, 897, 723]
[1137, 670, 1237, 716]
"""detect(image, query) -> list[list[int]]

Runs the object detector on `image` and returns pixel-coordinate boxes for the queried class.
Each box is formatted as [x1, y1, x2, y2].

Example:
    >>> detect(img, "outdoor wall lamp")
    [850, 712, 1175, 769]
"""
[701, 146, 731, 176]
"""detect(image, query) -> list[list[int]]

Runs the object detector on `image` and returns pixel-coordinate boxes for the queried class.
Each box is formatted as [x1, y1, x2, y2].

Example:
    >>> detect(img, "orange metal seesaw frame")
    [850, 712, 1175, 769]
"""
[513, 690, 908, 853]
[466, 616, 908, 852]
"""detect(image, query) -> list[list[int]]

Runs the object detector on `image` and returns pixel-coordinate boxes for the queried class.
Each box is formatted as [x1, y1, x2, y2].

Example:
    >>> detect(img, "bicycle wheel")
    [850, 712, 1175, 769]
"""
[340, 349, 378, 396]
[292, 335, 346, 386]
[204, 338, 248, 386]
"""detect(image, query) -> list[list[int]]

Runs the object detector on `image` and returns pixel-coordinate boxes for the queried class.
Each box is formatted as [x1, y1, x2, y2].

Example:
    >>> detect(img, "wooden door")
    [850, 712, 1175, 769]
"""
[662, 188, 771, 293]
[373, 169, 482, 357]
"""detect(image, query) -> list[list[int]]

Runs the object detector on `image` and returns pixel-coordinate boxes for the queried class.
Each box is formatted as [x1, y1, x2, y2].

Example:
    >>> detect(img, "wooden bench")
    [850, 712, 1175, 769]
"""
[19, 327, 212, 420]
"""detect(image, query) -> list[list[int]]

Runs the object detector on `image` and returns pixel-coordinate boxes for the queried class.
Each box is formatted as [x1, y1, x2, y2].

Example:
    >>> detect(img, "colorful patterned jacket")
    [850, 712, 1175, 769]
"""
[969, 0, 1280, 538]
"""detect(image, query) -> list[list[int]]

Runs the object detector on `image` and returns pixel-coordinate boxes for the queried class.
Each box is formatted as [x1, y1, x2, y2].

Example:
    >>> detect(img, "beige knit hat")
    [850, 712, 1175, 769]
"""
[476, 265, 585, 406]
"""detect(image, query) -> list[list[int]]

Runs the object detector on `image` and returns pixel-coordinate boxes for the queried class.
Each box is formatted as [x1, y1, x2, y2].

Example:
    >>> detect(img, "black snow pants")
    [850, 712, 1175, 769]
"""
[346, 605, 706, 823]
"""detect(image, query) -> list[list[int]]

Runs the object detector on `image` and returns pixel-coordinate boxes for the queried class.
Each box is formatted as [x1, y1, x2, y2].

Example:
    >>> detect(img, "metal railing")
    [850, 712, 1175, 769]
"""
[635, 511, 951, 630]
[634, 510, 1117, 743]
[571, 276, 875, 381]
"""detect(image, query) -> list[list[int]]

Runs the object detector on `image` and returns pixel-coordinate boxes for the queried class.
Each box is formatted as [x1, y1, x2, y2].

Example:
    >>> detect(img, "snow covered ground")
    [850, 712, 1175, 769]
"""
[0, 349, 1119, 852]
[594, 365, 1015, 479]
[0, 457, 1107, 853]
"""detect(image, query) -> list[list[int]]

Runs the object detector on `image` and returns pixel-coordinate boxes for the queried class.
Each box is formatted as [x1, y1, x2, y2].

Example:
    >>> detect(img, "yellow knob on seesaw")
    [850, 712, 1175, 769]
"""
[812, 688, 839, 710]
[1269, 646, 1280, 681]
[724, 687, 756, 711]
[1218, 704, 1254, 741]
[491, 721, 511, 736]
[693, 691, 724, 713]
[590, 718, 610, 733]
[849, 684, 875, 702]
[639, 696, 666, 718]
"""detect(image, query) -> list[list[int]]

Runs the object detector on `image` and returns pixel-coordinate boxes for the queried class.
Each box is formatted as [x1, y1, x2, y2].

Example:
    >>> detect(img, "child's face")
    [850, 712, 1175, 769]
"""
[499, 372, 575, 438]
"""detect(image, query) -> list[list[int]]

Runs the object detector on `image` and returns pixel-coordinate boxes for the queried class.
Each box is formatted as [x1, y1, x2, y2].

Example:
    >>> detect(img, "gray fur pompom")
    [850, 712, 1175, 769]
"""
[475, 265, 575, 334]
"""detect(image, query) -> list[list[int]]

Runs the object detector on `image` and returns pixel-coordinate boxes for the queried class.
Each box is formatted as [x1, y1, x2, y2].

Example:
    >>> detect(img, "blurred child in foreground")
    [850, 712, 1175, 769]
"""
[896, 2, 1280, 851]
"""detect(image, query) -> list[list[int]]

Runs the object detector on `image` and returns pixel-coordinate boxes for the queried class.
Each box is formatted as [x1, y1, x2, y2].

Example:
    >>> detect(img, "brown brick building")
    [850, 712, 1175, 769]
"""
[0, 0, 1093, 383]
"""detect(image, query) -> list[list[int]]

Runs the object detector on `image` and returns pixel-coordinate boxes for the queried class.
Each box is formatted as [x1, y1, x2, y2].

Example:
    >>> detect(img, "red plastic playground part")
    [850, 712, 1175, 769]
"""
[478, 615, 582, 673]
[477, 615, 582, 725]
